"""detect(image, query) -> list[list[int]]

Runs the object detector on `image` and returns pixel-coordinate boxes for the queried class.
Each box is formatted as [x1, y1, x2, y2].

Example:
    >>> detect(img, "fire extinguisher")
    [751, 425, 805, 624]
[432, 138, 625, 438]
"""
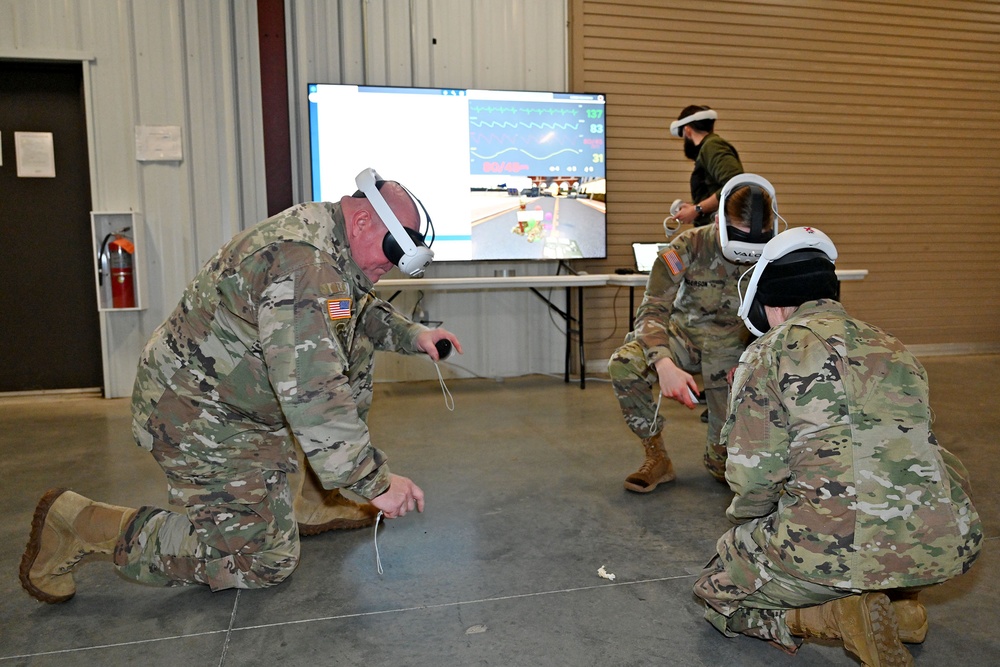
[99, 229, 136, 308]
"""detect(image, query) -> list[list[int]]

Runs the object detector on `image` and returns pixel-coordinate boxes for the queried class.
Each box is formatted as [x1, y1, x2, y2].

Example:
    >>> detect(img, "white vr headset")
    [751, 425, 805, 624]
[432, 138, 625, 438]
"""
[669, 108, 718, 137]
[737, 227, 838, 337]
[354, 168, 434, 277]
[717, 173, 783, 263]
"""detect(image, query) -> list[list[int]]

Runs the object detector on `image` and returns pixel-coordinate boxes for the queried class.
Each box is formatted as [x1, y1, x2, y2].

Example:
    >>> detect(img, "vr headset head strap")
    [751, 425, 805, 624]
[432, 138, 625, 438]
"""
[737, 226, 838, 336]
[750, 185, 763, 238]
[717, 173, 781, 263]
[354, 168, 434, 277]
[669, 108, 718, 137]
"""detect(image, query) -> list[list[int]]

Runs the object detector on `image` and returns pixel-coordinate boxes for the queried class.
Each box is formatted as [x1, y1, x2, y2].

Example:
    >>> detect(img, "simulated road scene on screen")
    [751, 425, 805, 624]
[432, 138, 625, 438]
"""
[469, 189, 606, 260]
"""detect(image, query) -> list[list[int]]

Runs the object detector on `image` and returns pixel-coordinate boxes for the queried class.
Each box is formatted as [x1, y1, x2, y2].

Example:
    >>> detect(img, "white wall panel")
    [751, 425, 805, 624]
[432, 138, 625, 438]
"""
[2, 0, 267, 397]
[232, 3, 269, 229]
[408, 1, 433, 86]
[426, 0, 476, 86]
[286, 0, 570, 382]
[81, 0, 137, 213]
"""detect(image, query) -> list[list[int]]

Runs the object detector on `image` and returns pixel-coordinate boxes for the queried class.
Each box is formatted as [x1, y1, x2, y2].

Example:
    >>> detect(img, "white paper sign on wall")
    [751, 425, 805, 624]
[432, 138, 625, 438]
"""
[135, 125, 183, 162]
[15, 131, 56, 177]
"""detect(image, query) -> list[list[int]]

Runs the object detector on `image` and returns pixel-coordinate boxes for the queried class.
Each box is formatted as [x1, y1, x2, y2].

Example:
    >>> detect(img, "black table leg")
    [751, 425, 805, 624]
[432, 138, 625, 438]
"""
[564, 286, 571, 384]
[578, 285, 585, 389]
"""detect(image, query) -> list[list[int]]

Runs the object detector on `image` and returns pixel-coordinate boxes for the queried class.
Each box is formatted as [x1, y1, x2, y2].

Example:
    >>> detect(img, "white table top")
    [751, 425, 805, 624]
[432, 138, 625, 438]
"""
[375, 274, 611, 290]
[376, 269, 868, 291]
[607, 269, 868, 286]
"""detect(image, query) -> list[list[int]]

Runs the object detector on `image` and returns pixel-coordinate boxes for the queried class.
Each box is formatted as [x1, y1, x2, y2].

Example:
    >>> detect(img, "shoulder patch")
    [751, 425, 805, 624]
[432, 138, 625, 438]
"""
[661, 249, 685, 275]
[327, 298, 352, 320]
[320, 281, 348, 295]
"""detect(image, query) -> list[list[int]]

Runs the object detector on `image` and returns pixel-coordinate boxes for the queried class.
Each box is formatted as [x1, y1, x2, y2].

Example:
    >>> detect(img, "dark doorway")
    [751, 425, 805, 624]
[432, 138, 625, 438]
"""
[0, 60, 102, 392]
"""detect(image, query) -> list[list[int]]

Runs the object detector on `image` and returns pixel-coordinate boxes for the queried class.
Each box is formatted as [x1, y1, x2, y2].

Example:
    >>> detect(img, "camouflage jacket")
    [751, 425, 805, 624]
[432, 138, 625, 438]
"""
[631, 224, 750, 365]
[132, 202, 427, 505]
[720, 299, 982, 590]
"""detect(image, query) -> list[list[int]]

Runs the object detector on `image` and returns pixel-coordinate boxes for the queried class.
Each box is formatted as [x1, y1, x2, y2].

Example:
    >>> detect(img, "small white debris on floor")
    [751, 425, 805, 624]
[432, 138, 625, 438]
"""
[597, 565, 616, 581]
[465, 624, 488, 635]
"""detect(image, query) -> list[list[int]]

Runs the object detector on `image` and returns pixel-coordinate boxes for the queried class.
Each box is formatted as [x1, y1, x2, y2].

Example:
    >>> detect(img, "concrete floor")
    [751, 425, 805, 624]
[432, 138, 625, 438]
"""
[1, 355, 997, 666]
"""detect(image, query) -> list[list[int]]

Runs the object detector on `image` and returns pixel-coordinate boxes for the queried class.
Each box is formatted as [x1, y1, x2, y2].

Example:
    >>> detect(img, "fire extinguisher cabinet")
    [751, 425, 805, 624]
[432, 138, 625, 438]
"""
[91, 211, 147, 311]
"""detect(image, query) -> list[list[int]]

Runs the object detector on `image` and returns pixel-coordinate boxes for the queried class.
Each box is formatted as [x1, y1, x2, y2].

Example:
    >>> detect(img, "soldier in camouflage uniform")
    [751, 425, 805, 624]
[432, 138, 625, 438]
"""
[694, 228, 982, 666]
[20, 180, 461, 601]
[609, 183, 771, 492]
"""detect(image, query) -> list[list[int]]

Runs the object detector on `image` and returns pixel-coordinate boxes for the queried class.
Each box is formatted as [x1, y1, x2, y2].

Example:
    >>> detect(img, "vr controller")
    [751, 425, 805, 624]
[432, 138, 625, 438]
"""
[434, 339, 453, 360]
[663, 199, 685, 237]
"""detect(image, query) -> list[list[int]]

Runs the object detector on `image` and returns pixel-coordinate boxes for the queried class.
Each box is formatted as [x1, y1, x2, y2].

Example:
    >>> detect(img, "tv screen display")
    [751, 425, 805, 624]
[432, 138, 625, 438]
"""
[307, 84, 607, 262]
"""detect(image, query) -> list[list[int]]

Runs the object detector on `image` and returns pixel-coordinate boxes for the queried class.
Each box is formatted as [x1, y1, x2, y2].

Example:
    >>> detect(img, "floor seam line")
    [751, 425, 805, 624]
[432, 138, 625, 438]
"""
[0, 575, 696, 661]
[230, 573, 698, 633]
[0, 574, 698, 667]
[217, 588, 241, 667]
[0, 630, 229, 662]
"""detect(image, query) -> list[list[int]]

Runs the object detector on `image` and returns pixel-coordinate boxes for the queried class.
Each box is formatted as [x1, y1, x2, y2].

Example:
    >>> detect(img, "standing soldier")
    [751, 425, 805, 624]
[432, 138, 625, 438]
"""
[21, 169, 461, 601]
[668, 105, 744, 228]
[694, 227, 982, 666]
[609, 174, 778, 492]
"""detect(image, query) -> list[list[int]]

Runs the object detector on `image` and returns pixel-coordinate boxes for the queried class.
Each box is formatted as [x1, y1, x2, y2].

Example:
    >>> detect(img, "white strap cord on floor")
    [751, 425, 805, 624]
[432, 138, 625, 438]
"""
[373, 510, 384, 575]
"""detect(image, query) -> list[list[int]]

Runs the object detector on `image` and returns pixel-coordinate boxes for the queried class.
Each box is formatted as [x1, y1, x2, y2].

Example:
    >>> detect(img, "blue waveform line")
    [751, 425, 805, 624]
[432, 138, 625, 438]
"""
[470, 120, 580, 130]
[472, 147, 583, 160]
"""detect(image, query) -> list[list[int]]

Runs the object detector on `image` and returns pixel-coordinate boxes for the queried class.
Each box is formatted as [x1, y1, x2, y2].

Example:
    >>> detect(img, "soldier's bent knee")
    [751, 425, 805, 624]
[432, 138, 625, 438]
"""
[213, 547, 300, 590]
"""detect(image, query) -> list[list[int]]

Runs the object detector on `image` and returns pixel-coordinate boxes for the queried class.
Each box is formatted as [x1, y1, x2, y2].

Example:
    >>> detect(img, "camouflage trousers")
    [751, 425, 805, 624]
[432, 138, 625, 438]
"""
[113, 469, 299, 591]
[693, 552, 854, 651]
[608, 331, 742, 479]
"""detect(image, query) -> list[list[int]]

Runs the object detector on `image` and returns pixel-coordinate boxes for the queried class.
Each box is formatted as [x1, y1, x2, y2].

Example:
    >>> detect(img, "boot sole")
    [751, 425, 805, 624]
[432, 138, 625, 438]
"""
[298, 515, 378, 536]
[19, 487, 74, 604]
[623, 474, 676, 493]
[862, 593, 914, 667]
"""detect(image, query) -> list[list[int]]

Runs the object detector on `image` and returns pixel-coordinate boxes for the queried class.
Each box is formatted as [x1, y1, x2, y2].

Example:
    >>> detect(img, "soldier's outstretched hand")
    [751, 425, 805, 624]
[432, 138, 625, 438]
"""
[371, 474, 425, 518]
[653, 357, 699, 409]
[415, 328, 463, 361]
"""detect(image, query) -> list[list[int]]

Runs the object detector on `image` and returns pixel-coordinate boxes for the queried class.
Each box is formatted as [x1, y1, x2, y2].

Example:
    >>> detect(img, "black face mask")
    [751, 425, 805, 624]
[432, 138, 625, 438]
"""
[683, 138, 701, 161]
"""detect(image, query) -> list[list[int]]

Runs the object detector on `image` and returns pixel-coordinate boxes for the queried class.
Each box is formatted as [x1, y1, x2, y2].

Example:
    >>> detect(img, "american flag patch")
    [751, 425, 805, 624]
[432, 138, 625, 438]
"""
[661, 249, 685, 275]
[327, 298, 352, 320]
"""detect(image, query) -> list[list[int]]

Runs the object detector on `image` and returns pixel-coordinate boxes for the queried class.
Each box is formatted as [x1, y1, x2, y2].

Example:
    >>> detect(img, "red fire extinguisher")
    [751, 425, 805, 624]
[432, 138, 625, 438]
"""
[99, 229, 136, 308]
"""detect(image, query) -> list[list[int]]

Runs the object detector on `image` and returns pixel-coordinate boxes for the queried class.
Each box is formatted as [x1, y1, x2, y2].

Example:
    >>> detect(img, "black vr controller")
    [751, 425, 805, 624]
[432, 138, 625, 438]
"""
[434, 339, 452, 360]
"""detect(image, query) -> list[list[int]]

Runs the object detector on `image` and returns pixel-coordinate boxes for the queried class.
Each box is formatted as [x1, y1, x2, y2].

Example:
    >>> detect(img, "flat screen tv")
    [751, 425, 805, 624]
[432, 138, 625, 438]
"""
[307, 84, 607, 262]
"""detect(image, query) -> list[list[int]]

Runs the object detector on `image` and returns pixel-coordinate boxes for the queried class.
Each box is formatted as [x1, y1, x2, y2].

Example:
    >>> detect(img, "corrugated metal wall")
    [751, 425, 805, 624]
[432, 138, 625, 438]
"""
[1, 0, 267, 397]
[286, 0, 573, 383]
[1, 0, 570, 394]
[569, 0, 1000, 368]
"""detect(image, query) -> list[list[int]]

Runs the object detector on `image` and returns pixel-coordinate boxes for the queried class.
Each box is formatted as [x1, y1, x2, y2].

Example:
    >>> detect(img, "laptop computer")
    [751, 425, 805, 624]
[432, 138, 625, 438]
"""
[632, 242, 667, 274]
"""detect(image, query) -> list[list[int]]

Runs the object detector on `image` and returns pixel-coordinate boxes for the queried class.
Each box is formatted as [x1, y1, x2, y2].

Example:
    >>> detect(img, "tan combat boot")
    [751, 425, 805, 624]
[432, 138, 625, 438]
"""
[20, 488, 137, 603]
[623, 433, 676, 493]
[294, 459, 378, 536]
[891, 598, 928, 644]
[788, 593, 913, 667]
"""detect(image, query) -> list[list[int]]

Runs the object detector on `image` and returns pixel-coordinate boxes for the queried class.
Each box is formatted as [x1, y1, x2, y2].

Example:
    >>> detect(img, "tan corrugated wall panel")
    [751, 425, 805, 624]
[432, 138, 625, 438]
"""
[569, 0, 1000, 369]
